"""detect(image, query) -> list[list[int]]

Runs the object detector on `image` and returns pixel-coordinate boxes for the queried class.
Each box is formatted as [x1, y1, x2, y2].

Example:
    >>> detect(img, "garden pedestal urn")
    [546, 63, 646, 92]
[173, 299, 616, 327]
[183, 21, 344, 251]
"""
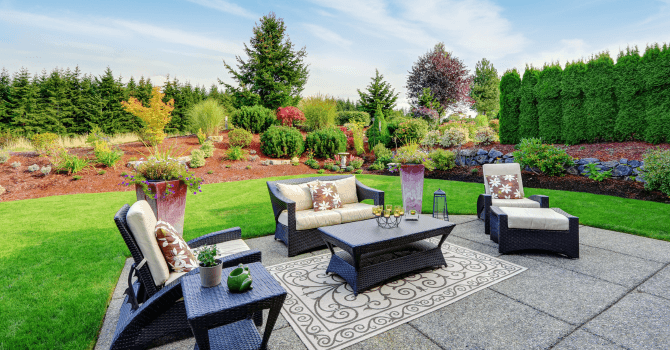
[400, 164, 425, 215]
[136, 179, 187, 236]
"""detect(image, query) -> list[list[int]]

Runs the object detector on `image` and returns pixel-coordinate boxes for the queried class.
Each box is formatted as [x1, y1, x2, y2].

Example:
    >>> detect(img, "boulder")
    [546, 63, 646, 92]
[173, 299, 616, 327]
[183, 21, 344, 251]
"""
[488, 149, 503, 159]
[628, 160, 642, 168]
[612, 164, 633, 177]
[475, 155, 488, 164]
[566, 166, 580, 176]
[460, 149, 477, 157]
[476, 149, 488, 156]
[503, 152, 514, 159]
[249, 150, 257, 155]
[487, 157, 498, 164]
[619, 158, 628, 165]
[504, 158, 515, 163]
[601, 161, 618, 169]
[576, 158, 600, 165]
[468, 158, 479, 166]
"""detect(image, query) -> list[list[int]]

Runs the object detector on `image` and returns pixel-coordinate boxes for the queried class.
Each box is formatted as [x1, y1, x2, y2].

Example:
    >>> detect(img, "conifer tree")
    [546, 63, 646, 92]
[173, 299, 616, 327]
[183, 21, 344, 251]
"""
[535, 62, 563, 143]
[9, 68, 41, 135]
[64, 67, 86, 134]
[222, 12, 309, 110]
[97, 67, 135, 134]
[135, 76, 153, 106]
[584, 52, 617, 142]
[518, 65, 540, 139]
[42, 68, 72, 135]
[357, 69, 399, 119]
[0, 68, 11, 129]
[124, 76, 137, 102]
[365, 103, 390, 147]
[561, 60, 587, 145]
[640, 44, 670, 144]
[498, 68, 521, 144]
[470, 58, 500, 118]
[613, 47, 646, 141]
[80, 74, 103, 131]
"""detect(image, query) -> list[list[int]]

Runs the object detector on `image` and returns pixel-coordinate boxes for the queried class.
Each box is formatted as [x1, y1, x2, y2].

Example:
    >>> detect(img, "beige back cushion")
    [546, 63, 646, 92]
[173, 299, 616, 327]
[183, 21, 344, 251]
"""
[126, 200, 170, 286]
[483, 163, 524, 197]
[276, 181, 318, 211]
[320, 176, 358, 204]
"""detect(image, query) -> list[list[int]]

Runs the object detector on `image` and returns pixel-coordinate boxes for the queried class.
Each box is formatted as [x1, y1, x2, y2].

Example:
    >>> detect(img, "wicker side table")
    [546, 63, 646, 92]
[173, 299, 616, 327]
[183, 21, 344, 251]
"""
[181, 263, 287, 350]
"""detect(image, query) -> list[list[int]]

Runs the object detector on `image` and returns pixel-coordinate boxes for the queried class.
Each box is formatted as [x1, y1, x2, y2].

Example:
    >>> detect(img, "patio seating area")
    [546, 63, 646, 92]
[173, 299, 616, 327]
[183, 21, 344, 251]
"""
[96, 214, 670, 350]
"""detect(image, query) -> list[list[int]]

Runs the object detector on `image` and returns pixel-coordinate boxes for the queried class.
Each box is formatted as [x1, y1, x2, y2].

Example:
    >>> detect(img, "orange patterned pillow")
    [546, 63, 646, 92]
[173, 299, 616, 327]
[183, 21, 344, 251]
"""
[308, 182, 342, 211]
[155, 221, 198, 272]
[485, 174, 524, 199]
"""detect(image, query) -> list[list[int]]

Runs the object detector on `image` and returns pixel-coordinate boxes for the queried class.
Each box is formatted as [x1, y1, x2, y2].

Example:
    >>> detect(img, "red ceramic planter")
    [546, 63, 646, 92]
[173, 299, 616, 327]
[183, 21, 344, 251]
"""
[136, 180, 187, 236]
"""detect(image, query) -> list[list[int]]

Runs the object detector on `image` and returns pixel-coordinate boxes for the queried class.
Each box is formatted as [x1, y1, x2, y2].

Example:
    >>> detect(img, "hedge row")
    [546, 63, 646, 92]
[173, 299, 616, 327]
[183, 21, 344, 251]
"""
[499, 44, 670, 144]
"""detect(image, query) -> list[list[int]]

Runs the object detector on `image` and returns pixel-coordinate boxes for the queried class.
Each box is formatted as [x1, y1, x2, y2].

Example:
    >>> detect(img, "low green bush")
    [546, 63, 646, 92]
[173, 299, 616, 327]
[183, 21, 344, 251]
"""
[429, 149, 456, 171]
[305, 127, 347, 158]
[200, 141, 214, 158]
[231, 105, 276, 133]
[93, 141, 123, 168]
[440, 127, 469, 147]
[372, 143, 393, 166]
[368, 162, 384, 171]
[349, 156, 364, 169]
[387, 116, 409, 139]
[225, 146, 245, 161]
[336, 111, 371, 126]
[513, 138, 573, 176]
[30, 132, 59, 155]
[474, 114, 489, 128]
[260, 126, 304, 158]
[304, 158, 320, 169]
[642, 148, 670, 196]
[473, 126, 499, 145]
[228, 128, 253, 148]
[345, 165, 354, 172]
[317, 169, 325, 174]
[53, 149, 90, 174]
[421, 130, 441, 148]
[394, 118, 429, 145]
[190, 149, 206, 168]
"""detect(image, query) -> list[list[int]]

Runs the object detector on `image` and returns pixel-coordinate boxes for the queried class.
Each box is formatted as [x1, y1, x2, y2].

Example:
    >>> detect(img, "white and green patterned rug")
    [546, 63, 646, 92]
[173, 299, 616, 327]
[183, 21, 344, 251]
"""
[266, 240, 526, 350]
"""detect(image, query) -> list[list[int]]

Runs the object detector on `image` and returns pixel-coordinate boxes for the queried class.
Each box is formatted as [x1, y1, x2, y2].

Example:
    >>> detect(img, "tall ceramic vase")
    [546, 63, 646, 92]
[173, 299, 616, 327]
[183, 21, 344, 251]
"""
[400, 164, 425, 215]
[136, 179, 187, 236]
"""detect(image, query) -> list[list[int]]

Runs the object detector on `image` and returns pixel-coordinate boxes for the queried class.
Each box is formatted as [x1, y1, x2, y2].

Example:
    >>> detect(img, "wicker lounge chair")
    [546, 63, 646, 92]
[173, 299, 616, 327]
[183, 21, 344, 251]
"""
[476, 163, 549, 235]
[267, 175, 384, 257]
[110, 203, 262, 350]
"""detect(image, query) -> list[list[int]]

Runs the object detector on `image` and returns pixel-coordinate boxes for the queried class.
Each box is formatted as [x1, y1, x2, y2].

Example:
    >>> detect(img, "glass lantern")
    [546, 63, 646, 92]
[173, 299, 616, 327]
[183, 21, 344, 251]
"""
[432, 188, 449, 221]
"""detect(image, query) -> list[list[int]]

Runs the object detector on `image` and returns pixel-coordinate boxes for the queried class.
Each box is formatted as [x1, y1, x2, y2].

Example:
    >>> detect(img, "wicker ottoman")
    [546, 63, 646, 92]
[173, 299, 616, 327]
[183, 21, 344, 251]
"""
[490, 206, 579, 258]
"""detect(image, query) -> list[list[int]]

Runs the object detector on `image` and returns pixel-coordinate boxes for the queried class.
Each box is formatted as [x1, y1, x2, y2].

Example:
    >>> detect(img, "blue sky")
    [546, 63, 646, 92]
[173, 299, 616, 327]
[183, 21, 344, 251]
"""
[1, 0, 669, 109]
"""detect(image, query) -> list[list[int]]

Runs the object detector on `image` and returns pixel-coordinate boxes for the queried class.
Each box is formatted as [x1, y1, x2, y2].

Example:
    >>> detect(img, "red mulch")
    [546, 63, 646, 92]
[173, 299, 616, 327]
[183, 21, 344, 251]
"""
[1, 131, 669, 203]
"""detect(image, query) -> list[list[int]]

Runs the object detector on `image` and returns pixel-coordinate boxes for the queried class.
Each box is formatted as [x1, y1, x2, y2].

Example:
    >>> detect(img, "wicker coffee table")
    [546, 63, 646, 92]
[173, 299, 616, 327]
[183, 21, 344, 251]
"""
[318, 215, 456, 295]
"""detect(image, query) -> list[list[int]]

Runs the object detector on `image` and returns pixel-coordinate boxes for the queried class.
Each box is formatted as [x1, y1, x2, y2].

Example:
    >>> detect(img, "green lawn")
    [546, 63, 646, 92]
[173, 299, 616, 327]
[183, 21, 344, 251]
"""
[0, 174, 668, 349]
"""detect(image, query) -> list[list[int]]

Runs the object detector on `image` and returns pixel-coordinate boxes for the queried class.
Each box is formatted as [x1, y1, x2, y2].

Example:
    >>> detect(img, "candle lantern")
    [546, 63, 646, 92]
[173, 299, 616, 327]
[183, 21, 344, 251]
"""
[432, 188, 449, 221]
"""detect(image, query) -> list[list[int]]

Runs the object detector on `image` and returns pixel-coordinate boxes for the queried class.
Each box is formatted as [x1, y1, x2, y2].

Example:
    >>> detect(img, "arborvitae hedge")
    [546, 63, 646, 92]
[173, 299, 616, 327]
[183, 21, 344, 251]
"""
[561, 60, 587, 145]
[641, 44, 670, 144]
[614, 47, 646, 141]
[535, 63, 563, 143]
[584, 52, 617, 142]
[518, 66, 540, 139]
[498, 68, 521, 144]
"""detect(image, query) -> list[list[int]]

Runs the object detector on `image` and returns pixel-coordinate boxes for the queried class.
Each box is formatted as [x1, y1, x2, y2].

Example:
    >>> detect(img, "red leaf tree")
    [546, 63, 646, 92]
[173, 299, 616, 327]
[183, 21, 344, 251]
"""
[406, 43, 474, 113]
[276, 106, 305, 127]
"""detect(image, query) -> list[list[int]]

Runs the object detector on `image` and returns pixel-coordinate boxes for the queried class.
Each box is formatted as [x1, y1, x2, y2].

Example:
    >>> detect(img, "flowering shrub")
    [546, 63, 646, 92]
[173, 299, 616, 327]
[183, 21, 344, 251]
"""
[440, 120, 477, 139]
[473, 126, 499, 145]
[440, 127, 469, 147]
[513, 138, 573, 176]
[323, 158, 335, 168]
[339, 126, 354, 150]
[276, 106, 306, 127]
[642, 148, 670, 196]
[421, 130, 441, 148]
[29, 132, 59, 155]
[349, 156, 364, 169]
[394, 118, 429, 145]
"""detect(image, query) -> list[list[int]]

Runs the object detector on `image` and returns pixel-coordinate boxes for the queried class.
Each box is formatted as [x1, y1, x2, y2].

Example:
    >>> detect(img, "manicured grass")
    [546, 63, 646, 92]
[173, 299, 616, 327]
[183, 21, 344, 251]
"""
[0, 174, 667, 349]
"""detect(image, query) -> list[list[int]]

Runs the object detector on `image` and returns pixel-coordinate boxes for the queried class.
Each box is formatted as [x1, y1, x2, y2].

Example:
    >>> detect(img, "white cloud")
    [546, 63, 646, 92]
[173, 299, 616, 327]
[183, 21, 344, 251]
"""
[303, 24, 353, 48]
[0, 9, 125, 37]
[185, 0, 257, 20]
[50, 41, 117, 56]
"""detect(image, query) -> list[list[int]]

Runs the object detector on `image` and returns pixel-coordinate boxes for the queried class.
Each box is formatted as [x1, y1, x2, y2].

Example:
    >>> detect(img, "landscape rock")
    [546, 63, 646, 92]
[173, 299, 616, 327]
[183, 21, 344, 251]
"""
[248, 155, 259, 162]
[176, 156, 191, 166]
[504, 158, 515, 163]
[629, 160, 642, 168]
[619, 158, 628, 165]
[28, 164, 40, 172]
[127, 161, 143, 169]
[0, 185, 5, 196]
[613, 164, 633, 177]
[460, 149, 476, 157]
[566, 166, 580, 176]
[476, 149, 488, 156]
[601, 160, 618, 169]
[488, 149, 503, 159]
[249, 150, 257, 155]
[503, 152, 514, 158]
[207, 136, 223, 142]
[475, 155, 488, 164]
[576, 158, 600, 165]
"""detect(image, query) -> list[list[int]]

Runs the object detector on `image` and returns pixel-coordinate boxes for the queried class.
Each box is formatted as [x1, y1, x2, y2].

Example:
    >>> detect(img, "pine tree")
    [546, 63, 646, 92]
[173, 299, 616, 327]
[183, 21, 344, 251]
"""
[124, 76, 137, 102]
[97, 67, 136, 135]
[357, 69, 399, 119]
[222, 12, 309, 110]
[64, 66, 86, 134]
[470, 58, 500, 118]
[80, 74, 103, 131]
[498, 68, 521, 144]
[535, 62, 563, 143]
[0, 68, 11, 129]
[9, 68, 40, 135]
[41, 68, 72, 135]
[365, 103, 390, 148]
[135, 76, 153, 106]
[518, 65, 540, 139]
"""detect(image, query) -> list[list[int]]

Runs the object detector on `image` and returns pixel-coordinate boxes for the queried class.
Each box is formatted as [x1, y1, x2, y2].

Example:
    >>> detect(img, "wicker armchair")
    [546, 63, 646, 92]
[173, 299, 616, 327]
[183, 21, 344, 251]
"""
[476, 163, 549, 235]
[110, 203, 262, 350]
[267, 175, 384, 257]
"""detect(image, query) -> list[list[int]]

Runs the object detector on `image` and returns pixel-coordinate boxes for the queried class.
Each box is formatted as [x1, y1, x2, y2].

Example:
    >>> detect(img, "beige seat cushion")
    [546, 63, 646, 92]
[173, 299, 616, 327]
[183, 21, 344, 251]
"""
[278, 209, 342, 230]
[320, 176, 358, 204]
[332, 203, 376, 223]
[165, 239, 251, 286]
[492, 198, 541, 209]
[276, 181, 318, 211]
[499, 207, 569, 231]
[483, 163, 525, 198]
[126, 200, 171, 287]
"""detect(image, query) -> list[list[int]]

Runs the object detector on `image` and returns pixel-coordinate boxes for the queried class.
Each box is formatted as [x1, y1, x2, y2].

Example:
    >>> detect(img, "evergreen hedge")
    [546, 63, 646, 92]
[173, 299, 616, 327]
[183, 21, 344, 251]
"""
[498, 68, 521, 144]
[561, 60, 588, 145]
[518, 66, 540, 139]
[613, 47, 646, 141]
[641, 44, 670, 144]
[535, 63, 563, 143]
[584, 52, 617, 142]
[231, 105, 276, 134]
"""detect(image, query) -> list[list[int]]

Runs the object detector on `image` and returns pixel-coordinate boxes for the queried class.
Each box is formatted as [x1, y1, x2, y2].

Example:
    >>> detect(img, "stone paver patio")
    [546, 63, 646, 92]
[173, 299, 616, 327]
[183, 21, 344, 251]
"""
[96, 216, 670, 350]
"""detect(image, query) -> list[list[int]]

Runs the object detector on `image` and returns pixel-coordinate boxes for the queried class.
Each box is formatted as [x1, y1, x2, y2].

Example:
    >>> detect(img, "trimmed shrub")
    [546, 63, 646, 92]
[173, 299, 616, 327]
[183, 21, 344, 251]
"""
[337, 111, 370, 126]
[299, 94, 338, 131]
[394, 118, 429, 145]
[535, 63, 563, 143]
[29, 132, 59, 155]
[499, 68, 522, 144]
[190, 149, 206, 167]
[231, 105, 276, 133]
[421, 130, 441, 148]
[187, 99, 226, 136]
[561, 60, 588, 145]
[28, 164, 40, 172]
[366, 105, 391, 148]
[276, 106, 306, 127]
[641, 44, 670, 144]
[225, 146, 245, 161]
[11, 161, 21, 168]
[305, 127, 347, 158]
[614, 47, 646, 141]
[228, 128, 253, 148]
[372, 143, 393, 166]
[40, 165, 51, 175]
[200, 141, 214, 158]
[260, 126, 304, 158]
[440, 127, 469, 147]
[512, 138, 573, 176]
[518, 66, 540, 140]
[584, 52, 617, 142]
[642, 147, 670, 196]
[473, 126, 499, 145]
[429, 148, 455, 171]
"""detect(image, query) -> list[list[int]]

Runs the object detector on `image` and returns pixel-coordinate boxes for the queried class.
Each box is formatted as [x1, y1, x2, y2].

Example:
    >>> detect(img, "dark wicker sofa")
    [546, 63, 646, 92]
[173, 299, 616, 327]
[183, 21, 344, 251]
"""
[267, 175, 384, 257]
[110, 204, 262, 350]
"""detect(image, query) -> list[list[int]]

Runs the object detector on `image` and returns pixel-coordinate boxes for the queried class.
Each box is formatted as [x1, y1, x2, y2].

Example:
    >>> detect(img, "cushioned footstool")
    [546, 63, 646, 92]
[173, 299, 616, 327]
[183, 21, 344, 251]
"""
[490, 206, 579, 258]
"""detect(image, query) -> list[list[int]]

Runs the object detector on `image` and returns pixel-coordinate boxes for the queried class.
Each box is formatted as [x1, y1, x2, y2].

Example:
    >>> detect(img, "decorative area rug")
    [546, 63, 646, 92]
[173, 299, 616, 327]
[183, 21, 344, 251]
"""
[266, 240, 526, 350]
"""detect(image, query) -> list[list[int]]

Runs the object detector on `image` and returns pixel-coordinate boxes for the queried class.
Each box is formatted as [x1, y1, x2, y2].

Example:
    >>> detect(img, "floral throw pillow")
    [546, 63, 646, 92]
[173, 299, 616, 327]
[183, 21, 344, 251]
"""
[486, 174, 524, 199]
[308, 182, 342, 211]
[154, 221, 198, 272]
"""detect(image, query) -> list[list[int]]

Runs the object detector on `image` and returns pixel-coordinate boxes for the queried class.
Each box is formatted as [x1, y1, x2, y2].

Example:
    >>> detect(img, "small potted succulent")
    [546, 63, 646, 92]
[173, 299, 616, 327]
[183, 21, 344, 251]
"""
[121, 146, 203, 235]
[197, 245, 222, 287]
